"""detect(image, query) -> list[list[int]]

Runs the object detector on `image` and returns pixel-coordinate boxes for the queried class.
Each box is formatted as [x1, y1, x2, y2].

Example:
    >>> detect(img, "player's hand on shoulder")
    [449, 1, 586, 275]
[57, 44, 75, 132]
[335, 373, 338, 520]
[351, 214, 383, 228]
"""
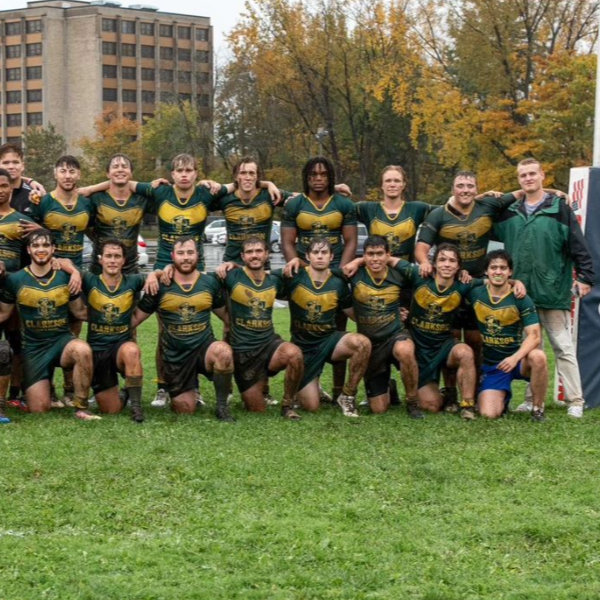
[475, 190, 503, 200]
[419, 260, 433, 278]
[151, 177, 170, 189]
[199, 179, 222, 194]
[342, 257, 363, 277]
[335, 183, 352, 197]
[215, 262, 237, 279]
[283, 257, 303, 277]
[144, 272, 160, 295]
[512, 279, 527, 298]
[29, 180, 46, 196]
[458, 270, 472, 284]
[68, 271, 82, 295]
[18, 219, 41, 235]
[160, 264, 174, 285]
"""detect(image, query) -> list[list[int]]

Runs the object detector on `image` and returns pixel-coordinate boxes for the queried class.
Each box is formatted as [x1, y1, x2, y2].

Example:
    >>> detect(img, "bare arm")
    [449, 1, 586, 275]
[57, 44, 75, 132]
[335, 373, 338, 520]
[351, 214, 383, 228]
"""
[69, 297, 88, 321]
[52, 258, 82, 295]
[497, 324, 541, 373]
[131, 307, 152, 329]
[78, 180, 110, 197]
[414, 241, 433, 276]
[340, 225, 357, 267]
[343, 306, 356, 321]
[282, 227, 299, 262]
[0, 302, 15, 324]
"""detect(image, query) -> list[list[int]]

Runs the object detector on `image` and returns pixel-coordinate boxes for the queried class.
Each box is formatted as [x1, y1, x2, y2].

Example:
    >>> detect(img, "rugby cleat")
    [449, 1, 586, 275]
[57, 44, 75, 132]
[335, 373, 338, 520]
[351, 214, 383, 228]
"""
[151, 388, 169, 408]
[7, 398, 28, 412]
[318, 386, 333, 404]
[514, 400, 533, 413]
[460, 407, 476, 421]
[281, 405, 301, 421]
[265, 393, 279, 406]
[531, 408, 547, 423]
[195, 390, 206, 408]
[336, 393, 359, 418]
[406, 400, 424, 420]
[75, 410, 102, 421]
[216, 405, 236, 423]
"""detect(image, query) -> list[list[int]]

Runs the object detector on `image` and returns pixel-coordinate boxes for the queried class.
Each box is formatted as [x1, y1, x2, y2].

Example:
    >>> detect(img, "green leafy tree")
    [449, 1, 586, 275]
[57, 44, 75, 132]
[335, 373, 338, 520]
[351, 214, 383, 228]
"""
[22, 123, 67, 189]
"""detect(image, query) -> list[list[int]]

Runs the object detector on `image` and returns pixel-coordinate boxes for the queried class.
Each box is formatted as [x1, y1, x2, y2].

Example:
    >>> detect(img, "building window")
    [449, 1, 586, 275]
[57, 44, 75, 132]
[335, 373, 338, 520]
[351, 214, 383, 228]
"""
[196, 50, 209, 63]
[26, 20, 43, 34]
[27, 112, 43, 126]
[102, 41, 117, 55]
[197, 72, 210, 84]
[103, 64, 117, 79]
[26, 43, 42, 57]
[140, 22, 154, 36]
[178, 71, 191, 84]
[141, 45, 155, 58]
[6, 68, 21, 81]
[122, 66, 137, 80]
[160, 47, 174, 60]
[6, 114, 22, 127]
[160, 69, 174, 83]
[27, 89, 42, 102]
[159, 24, 173, 37]
[179, 93, 191, 102]
[7, 91, 22, 104]
[178, 48, 191, 62]
[160, 91, 174, 102]
[103, 88, 117, 102]
[197, 94, 210, 107]
[26, 66, 42, 80]
[196, 28, 209, 41]
[122, 89, 137, 103]
[5, 22, 22, 36]
[141, 68, 155, 81]
[121, 44, 136, 57]
[102, 18, 117, 32]
[177, 26, 191, 40]
[121, 21, 136, 34]
[6, 45, 21, 59]
[142, 91, 155, 103]
[6, 137, 22, 144]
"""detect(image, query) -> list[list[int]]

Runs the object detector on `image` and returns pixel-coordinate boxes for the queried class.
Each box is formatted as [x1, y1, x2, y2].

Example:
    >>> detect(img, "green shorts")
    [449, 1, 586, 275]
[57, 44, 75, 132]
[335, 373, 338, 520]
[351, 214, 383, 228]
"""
[22, 333, 75, 391]
[233, 336, 284, 393]
[416, 339, 457, 389]
[297, 331, 346, 391]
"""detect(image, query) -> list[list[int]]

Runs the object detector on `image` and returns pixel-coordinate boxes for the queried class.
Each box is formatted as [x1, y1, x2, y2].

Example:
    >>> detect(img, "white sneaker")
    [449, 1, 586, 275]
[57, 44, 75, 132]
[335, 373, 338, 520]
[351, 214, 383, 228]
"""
[337, 393, 359, 418]
[265, 393, 279, 406]
[567, 405, 584, 418]
[514, 401, 533, 413]
[151, 388, 169, 408]
[195, 391, 206, 408]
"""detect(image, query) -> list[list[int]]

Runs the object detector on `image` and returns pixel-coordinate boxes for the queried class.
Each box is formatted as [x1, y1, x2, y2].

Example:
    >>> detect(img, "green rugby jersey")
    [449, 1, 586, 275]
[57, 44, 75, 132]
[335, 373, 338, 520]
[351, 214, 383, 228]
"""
[138, 272, 223, 363]
[404, 264, 481, 351]
[224, 267, 284, 351]
[0, 209, 34, 273]
[90, 191, 154, 273]
[418, 196, 516, 277]
[1, 268, 76, 350]
[281, 193, 357, 266]
[356, 200, 431, 260]
[349, 262, 410, 343]
[286, 267, 351, 350]
[30, 193, 93, 267]
[136, 183, 227, 268]
[83, 272, 145, 352]
[212, 189, 277, 263]
[467, 285, 539, 365]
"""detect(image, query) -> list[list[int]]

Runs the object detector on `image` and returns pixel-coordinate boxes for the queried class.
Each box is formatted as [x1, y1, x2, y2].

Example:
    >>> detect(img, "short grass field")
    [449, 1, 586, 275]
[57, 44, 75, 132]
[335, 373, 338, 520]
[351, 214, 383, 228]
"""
[2, 310, 600, 600]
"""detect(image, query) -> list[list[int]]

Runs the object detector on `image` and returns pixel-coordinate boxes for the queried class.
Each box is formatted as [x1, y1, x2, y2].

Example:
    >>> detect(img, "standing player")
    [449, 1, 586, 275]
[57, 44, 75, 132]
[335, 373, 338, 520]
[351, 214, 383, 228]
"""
[283, 237, 371, 417]
[0, 142, 45, 215]
[221, 237, 304, 419]
[132, 237, 235, 421]
[281, 156, 358, 401]
[0, 230, 99, 420]
[81, 239, 157, 422]
[346, 236, 420, 417]
[468, 250, 547, 421]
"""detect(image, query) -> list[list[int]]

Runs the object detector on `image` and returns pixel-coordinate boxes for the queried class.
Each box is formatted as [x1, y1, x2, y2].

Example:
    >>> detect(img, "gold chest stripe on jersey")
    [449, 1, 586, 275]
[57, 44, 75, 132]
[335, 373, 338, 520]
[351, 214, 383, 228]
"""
[371, 217, 416, 242]
[159, 290, 214, 314]
[18, 284, 70, 309]
[0, 221, 22, 240]
[413, 285, 462, 313]
[158, 202, 208, 226]
[473, 300, 521, 327]
[291, 284, 338, 312]
[296, 209, 344, 232]
[88, 288, 135, 314]
[353, 280, 400, 307]
[97, 204, 144, 227]
[226, 202, 272, 225]
[439, 216, 493, 240]
[45, 211, 90, 232]
[229, 283, 277, 309]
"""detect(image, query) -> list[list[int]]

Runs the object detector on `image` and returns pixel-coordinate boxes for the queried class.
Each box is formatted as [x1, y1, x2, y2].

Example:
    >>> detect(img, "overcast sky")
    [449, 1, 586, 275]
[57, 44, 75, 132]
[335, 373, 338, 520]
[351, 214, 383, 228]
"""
[1, 0, 246, 58]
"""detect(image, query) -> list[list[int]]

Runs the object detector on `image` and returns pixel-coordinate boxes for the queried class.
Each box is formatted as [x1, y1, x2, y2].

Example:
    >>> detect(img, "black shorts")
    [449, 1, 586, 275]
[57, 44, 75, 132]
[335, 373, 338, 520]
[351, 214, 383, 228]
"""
[164, 337, 215, 398]
[233, 336, 284, 393]
[365, 331, 411, 398]
[453, 304, 478, 332]
[92, 341, 129, 394]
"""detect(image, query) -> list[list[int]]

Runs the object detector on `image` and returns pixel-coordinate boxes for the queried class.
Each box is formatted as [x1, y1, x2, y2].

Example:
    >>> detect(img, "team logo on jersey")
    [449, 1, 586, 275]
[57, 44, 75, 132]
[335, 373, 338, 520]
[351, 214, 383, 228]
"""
[367, 296, 386, 312]
[173, 216, 190, 235]
[178, 302, 196, 323]
[386, 233, 401, 253]
[37, 298, 56, 318]
[247, 295, 266, 318]
[311, 221, 329, 235]
[456, 231, 477, 250]
[306, 300, 323, 323]
[111, 217, 127, 236]
[484, 315, 502, 335]
[62, 223, 77, 242]
[426, 302, 443, 321]
[240, 215, 255, 228]
[102, 303, 120, 324]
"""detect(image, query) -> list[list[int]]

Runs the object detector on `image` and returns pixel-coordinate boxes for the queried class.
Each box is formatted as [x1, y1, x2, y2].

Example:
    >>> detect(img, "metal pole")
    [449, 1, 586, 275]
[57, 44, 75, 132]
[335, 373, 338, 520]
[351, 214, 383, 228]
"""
[594, 13, 600, 166]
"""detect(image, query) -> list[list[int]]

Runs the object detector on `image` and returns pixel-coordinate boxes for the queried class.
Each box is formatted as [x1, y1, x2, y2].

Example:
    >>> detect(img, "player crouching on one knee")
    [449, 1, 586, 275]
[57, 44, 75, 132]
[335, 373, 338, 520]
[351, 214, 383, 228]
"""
[468, 250, 548, 421]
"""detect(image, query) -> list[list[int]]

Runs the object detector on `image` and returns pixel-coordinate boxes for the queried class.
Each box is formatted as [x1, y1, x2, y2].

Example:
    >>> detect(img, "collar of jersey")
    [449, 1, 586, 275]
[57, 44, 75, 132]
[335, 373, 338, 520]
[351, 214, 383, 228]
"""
[25, 267, 56, 286]
[366, 266, 389, 285]
[242, 266, 266, 287]
[304, 194, 334, 212]
[0, 208, 15, 220]
[50, 191, 79, 211]
[486, 284, 512, 304]
[236, 190, 261, 205]
[108, 191, 132, 206]
[100, 274, 123, 291]
[381, 200, 405, 220]
[174, 271, 200, 291]
[445, 201, 474, 220]
[306, 266, 331, 289]
[173, 186, 193, 206]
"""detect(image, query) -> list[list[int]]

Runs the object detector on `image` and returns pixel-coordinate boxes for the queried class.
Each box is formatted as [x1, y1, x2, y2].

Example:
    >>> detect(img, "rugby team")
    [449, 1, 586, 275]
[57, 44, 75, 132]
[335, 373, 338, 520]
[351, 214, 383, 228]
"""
[0, 142, 594, 425]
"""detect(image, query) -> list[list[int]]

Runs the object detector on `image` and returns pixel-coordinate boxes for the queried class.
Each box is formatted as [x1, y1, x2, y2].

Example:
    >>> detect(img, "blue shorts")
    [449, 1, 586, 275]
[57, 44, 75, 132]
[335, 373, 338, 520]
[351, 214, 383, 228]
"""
[479, 362, 529, 405]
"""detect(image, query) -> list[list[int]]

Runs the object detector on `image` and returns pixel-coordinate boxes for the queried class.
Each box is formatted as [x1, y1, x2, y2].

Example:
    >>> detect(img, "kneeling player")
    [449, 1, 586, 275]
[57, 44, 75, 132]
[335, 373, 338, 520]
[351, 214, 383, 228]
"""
[0, 230, 99, 420]
[220, 237, 304, 420]
[346, 236, 420, 417]
[284, 237, 371, 416]
[468, 250, 547, 421]
[81, 239, 157, 422]
[133, 237, 235, 421]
